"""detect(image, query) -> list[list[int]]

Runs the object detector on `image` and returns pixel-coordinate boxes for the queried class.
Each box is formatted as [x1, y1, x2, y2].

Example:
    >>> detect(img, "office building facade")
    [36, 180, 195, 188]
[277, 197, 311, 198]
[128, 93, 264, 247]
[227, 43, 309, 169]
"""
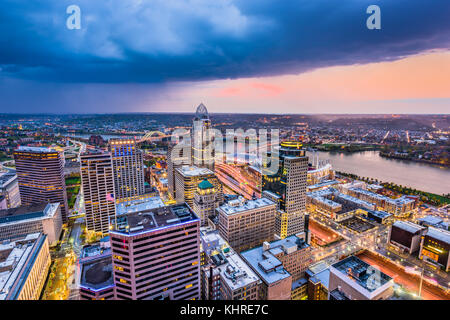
[81, 150, 116, 233]
[217, 197, 276, 252]
[0, 233, 51, 300]
[14, 147, 69, 223]
[0, 170, 21, 209]
[193, 179, 222, 226]
[174, 165, 222, 208]
[109, 139, 145, 200]
[110, 204, 201, 300]
[0, 202, 62, 246]
[262, 141, 308, 239]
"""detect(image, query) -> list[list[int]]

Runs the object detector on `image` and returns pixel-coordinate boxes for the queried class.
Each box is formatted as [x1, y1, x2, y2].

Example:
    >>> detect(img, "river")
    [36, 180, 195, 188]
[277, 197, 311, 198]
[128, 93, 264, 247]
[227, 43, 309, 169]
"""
[306, 150, 449, 195]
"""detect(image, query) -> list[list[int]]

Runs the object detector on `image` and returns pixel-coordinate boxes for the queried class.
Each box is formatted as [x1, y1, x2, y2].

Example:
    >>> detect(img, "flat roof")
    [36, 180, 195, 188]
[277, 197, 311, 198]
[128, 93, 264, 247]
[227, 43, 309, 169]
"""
[0, 233, 43, 300]
[425, 227, 450, 244]
[218, 197, 275, 216]
[80, 256, 114, 291]
[0, 171, 16, 188]
[332, 256, 392, 292]
[111, 203, 199, 235]
[200, 228, 260, 291]
[15, 146, 54, 153]
[115, 196, 165, 216]
[0, 203, 59, 226]
[176, 165, 214, 177]
[419, 215, 443, 226]
[392, 221, 425, 234]
[241, 236, 309, 285]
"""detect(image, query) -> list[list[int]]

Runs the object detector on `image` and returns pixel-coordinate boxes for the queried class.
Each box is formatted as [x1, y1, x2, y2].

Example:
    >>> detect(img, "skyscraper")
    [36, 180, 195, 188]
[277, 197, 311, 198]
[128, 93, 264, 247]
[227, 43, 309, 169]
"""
[193, 179, 222, 226]
[167, 142, 191, 200]
[110, 204, 201, 300]
[262, 141, 308, 239]
[14, 146, 69, 223]
[174, 165, 222, 208]
[191, 103, 214, 171]
[80, 150, 116, 233]
[109, 139, 145, 201]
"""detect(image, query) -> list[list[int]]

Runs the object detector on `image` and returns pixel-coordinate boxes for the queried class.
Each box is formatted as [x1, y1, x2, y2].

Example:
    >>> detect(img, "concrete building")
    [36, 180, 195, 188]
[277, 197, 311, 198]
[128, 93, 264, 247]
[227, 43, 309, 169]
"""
[419, 227, 450, 272]
[200, 227, 260, 300]
[328, 256, 394, 300]
[0, 203, 62, 246]
[174, 165, 222, 208]
[109, 139, 145, 200]
[80, 150, 116, 234]
[262, 141, 308, 239]
[241, 235, 312, 300]
[193, 179, 221, 226]
[0, 233, 51, 300]
[0, 170, 21, 209]
[217, 197, 276, 252]
[14, 146, 69, 223]
[389, 221, 426, 254]
[109, 203, 201, 300]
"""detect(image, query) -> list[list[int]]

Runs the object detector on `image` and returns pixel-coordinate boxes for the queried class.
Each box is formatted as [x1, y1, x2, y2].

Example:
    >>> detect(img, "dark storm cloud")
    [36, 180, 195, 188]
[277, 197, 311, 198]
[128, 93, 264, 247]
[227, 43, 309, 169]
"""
[0, 0, 448, 83]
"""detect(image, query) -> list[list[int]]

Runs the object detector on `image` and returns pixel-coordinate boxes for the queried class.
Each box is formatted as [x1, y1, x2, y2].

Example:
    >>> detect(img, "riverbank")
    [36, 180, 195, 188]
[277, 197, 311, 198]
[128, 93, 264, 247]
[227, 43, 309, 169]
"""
[306, 150, 449, 195]
[379, 151, 449, 169]
[336, 171, 450, 206]
[306, 143, 381, 153]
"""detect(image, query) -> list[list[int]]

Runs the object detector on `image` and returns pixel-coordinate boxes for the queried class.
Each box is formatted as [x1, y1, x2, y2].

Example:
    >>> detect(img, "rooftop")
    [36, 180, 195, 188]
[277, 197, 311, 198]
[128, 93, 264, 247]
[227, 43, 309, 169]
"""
[241, 235, 309, 285]
[111, 203, 199, 235]
[115, 195, 165, 216]
[198, 179, 214, 190]
[419, 215, 443, 226]
[425, 227, 450, 244]
[0, 171, 17, 188]
[200, 228, 260, 291]
[392, 221, 425, 234]
[331, 256, 392, 292]
[218, 197, 275, 216]
[176, 165, 214, 177]
[80, 256, 114, 291]
[15, 146, 55, 153]
[0, 233, 43, 300]
[0, 203, 59, 226]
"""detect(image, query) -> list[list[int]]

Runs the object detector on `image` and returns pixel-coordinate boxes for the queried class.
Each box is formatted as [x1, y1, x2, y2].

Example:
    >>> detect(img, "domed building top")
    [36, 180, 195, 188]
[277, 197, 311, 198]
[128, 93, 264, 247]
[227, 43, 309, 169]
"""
[198, 178, 214, 190]
[194, 103, 209, 120]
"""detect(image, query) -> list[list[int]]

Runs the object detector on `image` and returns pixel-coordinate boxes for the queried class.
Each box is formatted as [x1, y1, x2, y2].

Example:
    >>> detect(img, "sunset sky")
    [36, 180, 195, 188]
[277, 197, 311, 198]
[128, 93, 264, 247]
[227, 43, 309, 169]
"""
[0, 0, 449, 114]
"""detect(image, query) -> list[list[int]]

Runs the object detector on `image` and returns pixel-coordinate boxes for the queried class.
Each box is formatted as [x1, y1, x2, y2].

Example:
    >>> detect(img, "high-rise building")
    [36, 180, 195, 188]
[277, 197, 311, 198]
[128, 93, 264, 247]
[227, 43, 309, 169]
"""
[191, 103, 214, 171]
[200, 227, 260, 300]
[167, 143, 191, 200]
[0, 170, 21, 209]
[109, 139, 145, 200]
[14, 146, 69, 223]
[109, 204, 201, 300]
[193, 179, 221, 226]
[80, 150, 116, 234]
[262, 141, 308, 239]
[217, 197, 276, 252]
[0, 233, 51, 300]
[174, 165, 222, 208]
